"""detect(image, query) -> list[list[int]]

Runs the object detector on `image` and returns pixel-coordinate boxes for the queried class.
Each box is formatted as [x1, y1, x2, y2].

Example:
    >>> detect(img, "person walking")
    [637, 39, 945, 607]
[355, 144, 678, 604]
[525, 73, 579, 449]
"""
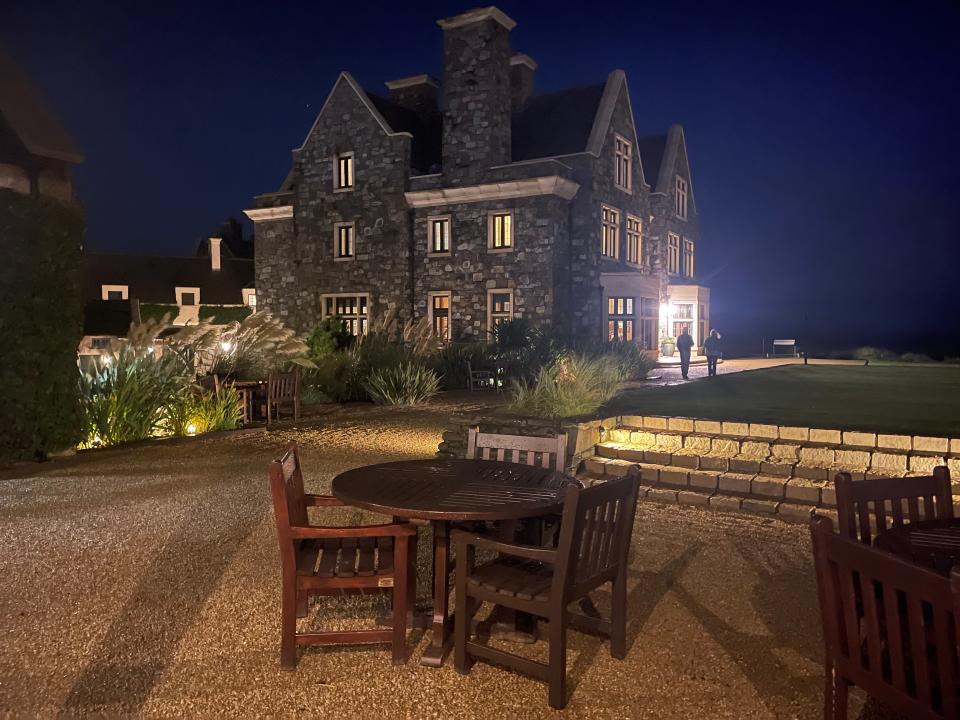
[676, 327, 694, 379]
[704, 329, 722, 377]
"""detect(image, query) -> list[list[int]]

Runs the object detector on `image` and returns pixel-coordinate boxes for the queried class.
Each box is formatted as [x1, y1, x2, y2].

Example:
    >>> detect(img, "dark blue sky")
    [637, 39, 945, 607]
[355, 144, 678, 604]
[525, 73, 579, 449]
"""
[4, 1, 959, 353]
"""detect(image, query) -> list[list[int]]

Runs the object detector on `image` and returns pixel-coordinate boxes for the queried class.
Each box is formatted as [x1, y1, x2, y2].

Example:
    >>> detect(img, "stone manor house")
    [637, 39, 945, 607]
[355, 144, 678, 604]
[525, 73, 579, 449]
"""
[246, 6, 708, 352]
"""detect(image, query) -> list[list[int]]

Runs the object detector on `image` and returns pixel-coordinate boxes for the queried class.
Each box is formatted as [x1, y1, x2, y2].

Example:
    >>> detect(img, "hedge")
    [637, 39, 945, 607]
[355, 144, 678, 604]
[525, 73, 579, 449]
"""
[139, 303, 179, 324]
[0, 189, 84, 461]
[199, 305, 253, 324]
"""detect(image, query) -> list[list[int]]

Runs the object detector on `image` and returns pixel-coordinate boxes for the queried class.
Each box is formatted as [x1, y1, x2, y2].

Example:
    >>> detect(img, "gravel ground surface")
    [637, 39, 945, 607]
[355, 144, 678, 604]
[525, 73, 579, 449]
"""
[0, 399, 888, 719]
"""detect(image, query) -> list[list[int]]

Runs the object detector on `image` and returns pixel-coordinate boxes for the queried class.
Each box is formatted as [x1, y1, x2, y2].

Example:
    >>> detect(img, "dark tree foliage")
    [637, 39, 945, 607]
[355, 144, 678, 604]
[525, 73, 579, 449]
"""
[0, 189, 84, 461]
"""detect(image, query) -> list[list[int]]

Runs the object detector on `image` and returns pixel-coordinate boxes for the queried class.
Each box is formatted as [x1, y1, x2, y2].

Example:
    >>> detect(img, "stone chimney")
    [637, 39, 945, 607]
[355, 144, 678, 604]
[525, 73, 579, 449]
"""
[384, 75, 439, 120]
[209, 237, 221, 271]
[437, 6, 515, 180]
[509, 54, 537, 111]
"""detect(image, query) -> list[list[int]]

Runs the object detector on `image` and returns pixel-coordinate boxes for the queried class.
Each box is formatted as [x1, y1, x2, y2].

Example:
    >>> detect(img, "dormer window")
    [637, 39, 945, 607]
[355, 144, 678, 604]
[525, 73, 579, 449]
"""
[615, 135, 632, 192]
[334, 152, 354, 191]
[675, 175, 688, 219]
[176, 287, 199, 306]
[101, 284, 128, 301]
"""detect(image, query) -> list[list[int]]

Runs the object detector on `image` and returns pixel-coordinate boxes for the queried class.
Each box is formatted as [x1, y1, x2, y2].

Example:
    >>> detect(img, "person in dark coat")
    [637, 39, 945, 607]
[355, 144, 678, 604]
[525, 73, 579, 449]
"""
[676, 327, 694, 379]
[704, 329, 722, 377]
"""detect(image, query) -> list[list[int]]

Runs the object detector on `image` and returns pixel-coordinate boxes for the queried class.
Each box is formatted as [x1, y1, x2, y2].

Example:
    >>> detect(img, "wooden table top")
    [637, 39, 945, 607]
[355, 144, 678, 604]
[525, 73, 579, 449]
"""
[331, 459, 575, 522]
[874, 518, 960, 576]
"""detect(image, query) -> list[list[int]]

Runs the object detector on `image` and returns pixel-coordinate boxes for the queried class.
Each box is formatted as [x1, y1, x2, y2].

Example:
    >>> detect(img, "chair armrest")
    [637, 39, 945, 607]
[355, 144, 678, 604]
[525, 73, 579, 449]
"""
[290, 522, 418, 539]
[451, 530, 557, 563]
[305, 494, 344, 507]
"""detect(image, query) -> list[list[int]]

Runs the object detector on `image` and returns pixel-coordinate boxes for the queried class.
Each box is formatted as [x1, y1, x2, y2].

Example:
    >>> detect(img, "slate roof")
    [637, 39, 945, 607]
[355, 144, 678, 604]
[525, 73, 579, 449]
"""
[0, 46, 83, 163]
[512, 83, 606, 161]
[83, 300, 132, 336]
[367, 93, 442, 173]
[637, 134, 667, 191]
[83, 253, 254, 305]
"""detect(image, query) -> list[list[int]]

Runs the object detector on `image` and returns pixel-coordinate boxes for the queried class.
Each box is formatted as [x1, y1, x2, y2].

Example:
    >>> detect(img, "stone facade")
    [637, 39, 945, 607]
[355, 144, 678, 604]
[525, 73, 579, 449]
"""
[246, 7, 707, 348]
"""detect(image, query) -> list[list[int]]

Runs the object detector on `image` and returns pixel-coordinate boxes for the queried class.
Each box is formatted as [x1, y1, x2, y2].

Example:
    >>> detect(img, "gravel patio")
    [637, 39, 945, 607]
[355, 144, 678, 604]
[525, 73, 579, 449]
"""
[0, 401, 887, 718]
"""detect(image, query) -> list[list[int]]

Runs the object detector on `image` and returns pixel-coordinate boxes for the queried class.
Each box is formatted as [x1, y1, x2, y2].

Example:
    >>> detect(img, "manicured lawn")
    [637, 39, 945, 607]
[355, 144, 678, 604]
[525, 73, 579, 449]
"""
[605, 364, 960, 437]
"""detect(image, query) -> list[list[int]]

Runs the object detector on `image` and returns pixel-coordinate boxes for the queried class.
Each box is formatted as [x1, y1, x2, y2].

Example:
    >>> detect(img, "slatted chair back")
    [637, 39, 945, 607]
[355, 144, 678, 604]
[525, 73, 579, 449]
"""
[553, 474, 640, 603]
[811, 515, 960, 720]
[836, 468, 954, 545]
[268, 369, 300, 404]
[269, 445, 310, 561]
[466, 428, 568, 471]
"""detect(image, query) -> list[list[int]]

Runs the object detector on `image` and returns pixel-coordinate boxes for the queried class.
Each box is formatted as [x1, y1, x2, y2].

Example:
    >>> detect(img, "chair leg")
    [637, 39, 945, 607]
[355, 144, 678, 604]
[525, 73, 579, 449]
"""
[407, 533, 417, 625]
[454, 544, 475, 674]
[296, 592, 308, 619]
[548, 613, 568, 709]
[824, 662, 849, 720]
[280, 578, 298, 669]
[391, 536, 410, 665]
[610, 573, 627, 659]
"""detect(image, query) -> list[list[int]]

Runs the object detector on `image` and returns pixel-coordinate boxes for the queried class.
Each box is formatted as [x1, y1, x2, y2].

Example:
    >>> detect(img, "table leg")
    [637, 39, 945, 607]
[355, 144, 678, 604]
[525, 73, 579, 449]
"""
[421, 519, 452, 666]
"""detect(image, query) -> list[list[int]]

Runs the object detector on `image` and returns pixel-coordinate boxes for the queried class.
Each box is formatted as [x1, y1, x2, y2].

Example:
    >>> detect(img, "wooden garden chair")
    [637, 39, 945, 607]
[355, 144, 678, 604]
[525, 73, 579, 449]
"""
[267, 368, 301, 424]
[466, 361, 495, 391]
[835, 467, 954, 545]
[268, 443, 417, 668]
[466, 428, 568, 471]
[453, 473, 640, 709]
[810, 515, 960, 719]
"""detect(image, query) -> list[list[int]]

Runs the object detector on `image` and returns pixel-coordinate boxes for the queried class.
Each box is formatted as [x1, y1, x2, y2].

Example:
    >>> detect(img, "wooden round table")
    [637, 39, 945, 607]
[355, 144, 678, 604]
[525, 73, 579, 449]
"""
[332, 458, 576, 665]
[874, 519, 960, 576]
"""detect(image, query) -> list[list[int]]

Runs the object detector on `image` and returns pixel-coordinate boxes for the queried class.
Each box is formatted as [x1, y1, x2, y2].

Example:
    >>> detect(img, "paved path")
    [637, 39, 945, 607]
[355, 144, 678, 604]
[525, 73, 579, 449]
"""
[0, 402, 889, 718]
[643, 357, 864, 387]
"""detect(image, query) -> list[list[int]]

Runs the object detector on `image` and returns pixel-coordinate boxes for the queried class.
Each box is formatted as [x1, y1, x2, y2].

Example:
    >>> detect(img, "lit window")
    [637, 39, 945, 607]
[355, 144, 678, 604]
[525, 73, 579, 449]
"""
[607, 296, 634, 342]
[430, 293, 451, 340]
[322, 294, 368, 336]
[667, 233, 680, 274]
[334, 222, 355, 260]
[428, 216, 451, 255]
[601, 205, 620, 258]
[100, 284, 128, 301]
[683, 238, 695, 277]
[487, 289, 513, 332]
[242, 289, 257, 310]
[488, 211, 513, 250]
[675, 175, 688, 219]
[335, 152, 354, 191]
[625, 215, 642, 264]
[672, 302, 694, 341]
[640, 297, 658, 351]
[615, 135, 632, 192]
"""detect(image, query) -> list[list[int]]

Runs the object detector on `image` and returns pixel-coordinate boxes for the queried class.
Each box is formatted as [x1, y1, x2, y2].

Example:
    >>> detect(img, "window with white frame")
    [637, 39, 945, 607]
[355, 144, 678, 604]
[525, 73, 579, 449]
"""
[601, 205, 620, 258]
[625, 215, 642, 264]
[334, 222, 355, 260]
[334, 152, 354, 191]
[675, 175, 688, 219]
[488, 211, 513, 251]
[429, 292, 451, 340]
[322, 293, 369, 336]
[607, 296, 634, 342]
[428, 216, 451, 255]
[667, 233, 680, 274]
[176, 287, 200, 306]
[487, 289, 513, 333]
[683, 238, 695, 277]
[242, 288, 257, 310]
[615, 135, 632, 192]
[101, 284, 128, 301]
[640, 297, 658, 351]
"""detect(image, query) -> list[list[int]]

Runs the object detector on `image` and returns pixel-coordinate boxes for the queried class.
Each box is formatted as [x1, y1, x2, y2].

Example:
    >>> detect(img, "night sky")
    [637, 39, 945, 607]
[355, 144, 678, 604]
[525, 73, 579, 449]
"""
[4, 1, 959, 355]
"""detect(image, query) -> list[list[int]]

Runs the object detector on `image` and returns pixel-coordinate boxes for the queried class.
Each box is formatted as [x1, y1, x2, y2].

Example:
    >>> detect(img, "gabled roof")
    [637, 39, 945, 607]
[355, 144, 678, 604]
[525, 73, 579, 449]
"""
[512, 83, 605, 161]
[367, 93, 441, 173]
[639, 124, 697, 210]
[0, 46, 83, 164]
[83, 253, 254, 305]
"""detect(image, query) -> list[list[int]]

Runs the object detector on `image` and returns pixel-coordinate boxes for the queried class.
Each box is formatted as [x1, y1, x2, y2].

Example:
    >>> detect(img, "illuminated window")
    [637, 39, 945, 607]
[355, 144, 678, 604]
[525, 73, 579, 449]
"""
[488, 211, 513, 250]
[101, 284, 128, 301]
[607, 296, 634, 342]
[674, 303, 693, 320]
[429, 292, 451, 340]
[242, 288, 257, 310]
[334, 152, 354, 191]
[615, 135, 632, 192]
[334, 222, 355, 260]
[625, 215, 642, 264]
[667, 233, 680, 274]
[428, 216, 451, 255]
[683, 238, 695, 277]
[601, 205, 620, 258]
[487, 289, 513, 333]
[675, 175, 688, 219]
[640, 297, 658, 351]
[322, 293, 369, 335]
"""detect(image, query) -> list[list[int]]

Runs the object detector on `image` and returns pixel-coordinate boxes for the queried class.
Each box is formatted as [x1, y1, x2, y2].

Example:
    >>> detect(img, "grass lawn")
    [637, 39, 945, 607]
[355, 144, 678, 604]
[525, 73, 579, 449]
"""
[605, 364, 960, 437]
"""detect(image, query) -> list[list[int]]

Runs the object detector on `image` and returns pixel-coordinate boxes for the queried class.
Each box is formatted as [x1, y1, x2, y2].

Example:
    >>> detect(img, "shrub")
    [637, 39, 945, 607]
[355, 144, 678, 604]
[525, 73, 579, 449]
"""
[505, 352, 627, 418]
[364, 362, 440, 405]
[0, 189, 84, 460]
[165, 385, 243, 436]
[431, 343, 494, 390]
[306, 317, 354, 362]
[851, 346, 898, 361]
[598, 341, 657, 380]
[899, 352, 934, 363]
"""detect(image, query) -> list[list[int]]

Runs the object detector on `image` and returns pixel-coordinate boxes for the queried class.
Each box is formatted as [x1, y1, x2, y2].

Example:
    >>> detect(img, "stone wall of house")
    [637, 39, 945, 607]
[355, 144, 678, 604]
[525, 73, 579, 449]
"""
[253, 217, 298, 324]
[411, 193, 569, 340]
[658, 130, 700, 286]
[440, 17, 513, 182]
